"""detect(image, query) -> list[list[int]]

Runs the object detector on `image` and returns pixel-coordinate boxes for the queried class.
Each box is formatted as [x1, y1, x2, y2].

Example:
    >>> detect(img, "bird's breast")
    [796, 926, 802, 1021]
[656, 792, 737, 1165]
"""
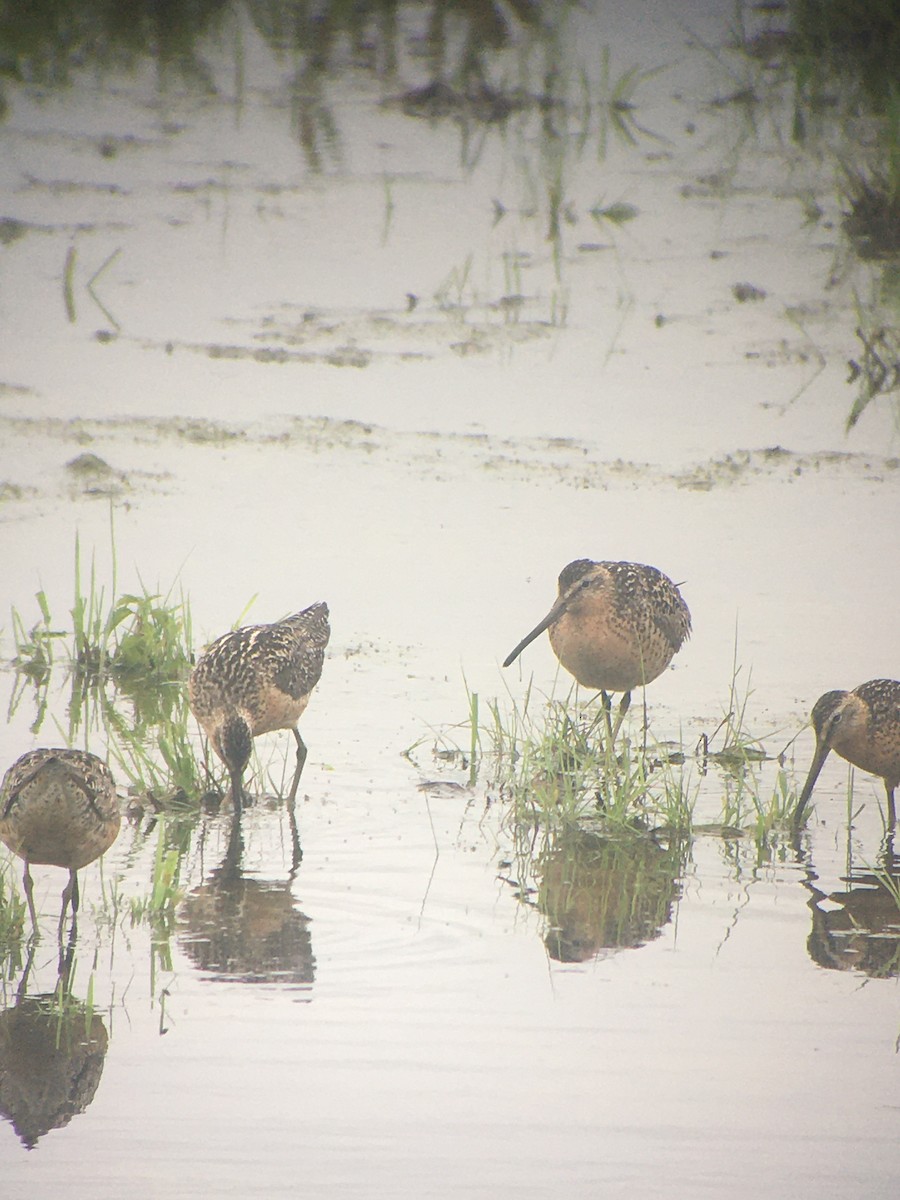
[549, 605, 675, 692]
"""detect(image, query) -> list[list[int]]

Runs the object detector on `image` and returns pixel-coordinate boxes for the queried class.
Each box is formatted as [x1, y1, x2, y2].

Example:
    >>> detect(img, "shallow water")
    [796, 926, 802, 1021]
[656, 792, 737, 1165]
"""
[1, 3, 899, 1197]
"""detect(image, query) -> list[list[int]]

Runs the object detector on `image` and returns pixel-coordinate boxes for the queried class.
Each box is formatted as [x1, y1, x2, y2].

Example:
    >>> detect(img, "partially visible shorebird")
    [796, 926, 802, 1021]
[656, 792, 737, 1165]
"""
[795, 679, 900, 827]
[189, 602, 330, 810]
[0, 748, 121, 937]
[503, 559, 691, 739]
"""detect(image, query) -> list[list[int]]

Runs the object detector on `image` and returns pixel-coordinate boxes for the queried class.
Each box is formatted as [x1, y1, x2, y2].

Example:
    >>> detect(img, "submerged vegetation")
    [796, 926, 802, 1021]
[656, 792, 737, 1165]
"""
[846, 322, 900, 428]
[768, 1, 900, 422]
[700, 0, 900, 427]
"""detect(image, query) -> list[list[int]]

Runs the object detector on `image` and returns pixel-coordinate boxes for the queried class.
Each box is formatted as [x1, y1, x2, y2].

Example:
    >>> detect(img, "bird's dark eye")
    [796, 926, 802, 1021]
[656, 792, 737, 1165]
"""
[580, 578, 590, 589]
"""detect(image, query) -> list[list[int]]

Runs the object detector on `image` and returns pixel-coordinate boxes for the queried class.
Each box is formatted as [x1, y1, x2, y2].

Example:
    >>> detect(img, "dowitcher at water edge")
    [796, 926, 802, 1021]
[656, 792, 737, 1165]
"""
[503, 560, 691, 738]
[0, 749, 121, 936]
[795, 679, 900, 827]
[189, 602, 330, 810]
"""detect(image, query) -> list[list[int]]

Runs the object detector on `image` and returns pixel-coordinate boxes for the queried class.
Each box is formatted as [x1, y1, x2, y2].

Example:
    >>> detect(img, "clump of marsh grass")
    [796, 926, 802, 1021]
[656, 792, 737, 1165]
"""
[479, 631, 805, 849]
[7, 522, 202, 805]
[11, 530, 193, 692]
[0, 864, 27, 978]
[478, 677, 697, 835]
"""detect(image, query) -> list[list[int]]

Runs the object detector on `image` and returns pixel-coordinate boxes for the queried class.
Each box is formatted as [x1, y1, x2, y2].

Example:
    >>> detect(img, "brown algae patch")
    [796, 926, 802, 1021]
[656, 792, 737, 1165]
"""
[181, 301, 556, 367]
[65, 452, 130, 497]
[672, 446, 900, 491]
[1, 417, 897, 510]
[0, 481, 36, 506]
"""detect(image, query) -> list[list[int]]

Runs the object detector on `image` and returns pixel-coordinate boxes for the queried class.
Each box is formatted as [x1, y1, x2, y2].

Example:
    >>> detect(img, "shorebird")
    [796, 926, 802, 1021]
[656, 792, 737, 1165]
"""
[0, 748, 121, 936]
[795, 679, 900, 826]
[503, 559, 691, 738]
[189, 602, 330, 809]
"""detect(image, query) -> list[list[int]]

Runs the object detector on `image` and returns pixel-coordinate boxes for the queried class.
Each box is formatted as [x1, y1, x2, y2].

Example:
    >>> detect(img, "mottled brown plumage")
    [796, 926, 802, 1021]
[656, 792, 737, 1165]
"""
[189, 602, 330, 808]
[503, 559, 691, 737]
[0, 748, 121, 935]
[796, 679, 900, 826]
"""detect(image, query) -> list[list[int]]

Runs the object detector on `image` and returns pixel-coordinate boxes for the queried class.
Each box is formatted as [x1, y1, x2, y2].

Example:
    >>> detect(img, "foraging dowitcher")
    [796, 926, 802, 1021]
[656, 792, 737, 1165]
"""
[189, 602, 330, 809]
[0, 748, 121, 934]
[503, 559, 691, 737]
[795, 679, 900, 826]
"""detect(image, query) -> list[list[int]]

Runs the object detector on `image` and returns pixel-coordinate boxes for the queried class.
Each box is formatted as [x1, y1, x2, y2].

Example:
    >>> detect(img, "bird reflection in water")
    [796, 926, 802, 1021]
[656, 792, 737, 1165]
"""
[803, 846, 900, 979]
[0, 941, 109, 1148]
[522, 827, 685, 963]
[178, 816, 314, 988]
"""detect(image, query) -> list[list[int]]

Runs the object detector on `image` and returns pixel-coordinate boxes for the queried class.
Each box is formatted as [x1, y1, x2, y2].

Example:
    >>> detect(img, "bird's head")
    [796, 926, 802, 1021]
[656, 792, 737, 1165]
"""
[809, 690, 857, 748]
[212, 714, 253, 804]
[503, 559, 602, 669]
[796, 689, 860, 821]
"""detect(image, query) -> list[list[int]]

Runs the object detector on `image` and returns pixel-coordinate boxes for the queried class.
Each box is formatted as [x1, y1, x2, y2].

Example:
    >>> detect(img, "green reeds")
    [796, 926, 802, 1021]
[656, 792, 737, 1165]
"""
[474, 628, 808, 847]
[0, 865, 26, 980]
[479, 676, 696, 834]
[65, 530, 194, 688]
[698, 634, 767, 771]
[8, 523, 201, 804]
[10, 589, 62, 679]
[129, 815, 186, 930]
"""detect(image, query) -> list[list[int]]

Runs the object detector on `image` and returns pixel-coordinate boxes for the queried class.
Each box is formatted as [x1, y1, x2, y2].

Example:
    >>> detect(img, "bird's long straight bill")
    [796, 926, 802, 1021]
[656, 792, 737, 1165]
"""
[795, 740, 831, 818]
[502, 597, 568, 668]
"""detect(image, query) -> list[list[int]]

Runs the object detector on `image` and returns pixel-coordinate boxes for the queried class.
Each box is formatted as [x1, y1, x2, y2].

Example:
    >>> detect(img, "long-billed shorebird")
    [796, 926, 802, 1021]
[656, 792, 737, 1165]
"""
[795, 679, 900, 826]
[0, 748, 121, 936]
[503, 559, 691, 738]
[189, 602, 330, 809]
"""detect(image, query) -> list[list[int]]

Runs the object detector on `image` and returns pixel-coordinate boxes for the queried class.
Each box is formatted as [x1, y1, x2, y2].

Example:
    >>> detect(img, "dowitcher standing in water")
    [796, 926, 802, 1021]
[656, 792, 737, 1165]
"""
[795, 679, 900, 827]
[189, 602, 330, 809]
[503, 559, 691, 738]
[0, 748, 121, 936]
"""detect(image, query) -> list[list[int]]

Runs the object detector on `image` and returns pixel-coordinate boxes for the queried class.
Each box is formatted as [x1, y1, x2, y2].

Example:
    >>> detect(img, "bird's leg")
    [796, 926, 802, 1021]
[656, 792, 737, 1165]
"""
[609, 691, 632, 743]
[886, 784, 896, 829]
[287, 728, 308, 807]
[58, 869, 78, 943]
[22, 863, 38, 936]
[285, 729, 306, 872]
[600, 691, 614, 740]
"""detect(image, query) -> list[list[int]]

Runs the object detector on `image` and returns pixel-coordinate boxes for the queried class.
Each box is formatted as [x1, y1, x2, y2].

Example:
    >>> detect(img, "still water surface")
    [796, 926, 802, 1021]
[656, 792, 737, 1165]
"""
[0, 2, 898, 1196]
